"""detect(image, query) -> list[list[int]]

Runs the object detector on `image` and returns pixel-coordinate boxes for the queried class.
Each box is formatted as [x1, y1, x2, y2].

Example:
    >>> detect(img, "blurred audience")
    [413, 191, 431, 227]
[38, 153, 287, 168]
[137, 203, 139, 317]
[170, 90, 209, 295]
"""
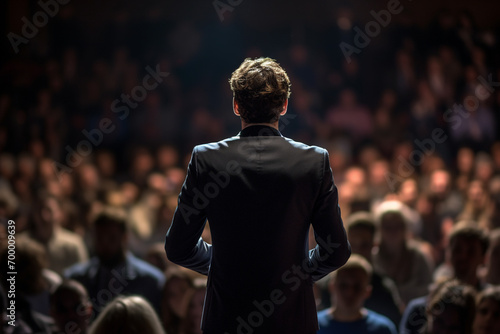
[0, 4, 499, 333]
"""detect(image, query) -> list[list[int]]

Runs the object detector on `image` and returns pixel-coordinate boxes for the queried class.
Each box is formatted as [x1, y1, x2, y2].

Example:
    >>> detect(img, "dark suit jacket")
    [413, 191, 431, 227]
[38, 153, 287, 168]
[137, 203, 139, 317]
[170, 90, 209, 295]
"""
[165, 125, 350, 333]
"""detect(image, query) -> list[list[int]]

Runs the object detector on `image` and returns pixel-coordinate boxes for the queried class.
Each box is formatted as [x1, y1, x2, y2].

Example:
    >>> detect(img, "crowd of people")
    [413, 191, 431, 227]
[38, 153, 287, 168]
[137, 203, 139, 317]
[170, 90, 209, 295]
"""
[1, 2, 500, 334]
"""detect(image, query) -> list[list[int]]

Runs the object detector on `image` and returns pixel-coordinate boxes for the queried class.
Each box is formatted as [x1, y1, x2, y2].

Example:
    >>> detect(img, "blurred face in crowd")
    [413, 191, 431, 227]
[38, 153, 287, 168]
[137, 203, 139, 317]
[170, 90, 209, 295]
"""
[185, 288, 206, 334]
[94, 222, 126, 265]
[399, 178, 419, 206]
[51, 290, 92, 333]
[330, 268, 371, 312]
[473, 298, 500, 334]
[369, 160, 389, 187]
[380, 212, 406, 251]
[448, 237, 484, 284]
[163, 276, 193, 318]
[430, 170, 451, 199]
[34, 197, 62, 242]
[467, 181, 487, 210]
[347, 227, 373, 262]
[429, 306, 462, 334]
[344, 167, 366, 188]
[457, 148, 475, 175]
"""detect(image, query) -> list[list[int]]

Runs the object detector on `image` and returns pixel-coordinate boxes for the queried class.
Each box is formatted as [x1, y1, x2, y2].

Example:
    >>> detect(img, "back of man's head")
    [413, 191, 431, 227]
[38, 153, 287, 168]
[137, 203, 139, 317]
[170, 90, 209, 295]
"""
[448, 221, 489, 256]
[346, 212, 376, 261]
[93, 207, 128, 264]
[447, 221, 489, 284]
[229, 57, 291, 124]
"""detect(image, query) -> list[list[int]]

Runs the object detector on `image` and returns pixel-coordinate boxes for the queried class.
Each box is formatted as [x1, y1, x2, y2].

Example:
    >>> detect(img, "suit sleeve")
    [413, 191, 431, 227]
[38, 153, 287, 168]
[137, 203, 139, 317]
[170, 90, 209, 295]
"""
[165, 147, 212, 275]
[308, 150, 351, 282]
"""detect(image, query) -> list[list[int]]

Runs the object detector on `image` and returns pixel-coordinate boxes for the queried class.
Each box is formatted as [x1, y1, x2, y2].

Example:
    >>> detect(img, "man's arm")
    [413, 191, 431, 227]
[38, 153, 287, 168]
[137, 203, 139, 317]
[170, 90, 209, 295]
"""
[165, 147, 212, 275]
[308, 150, 351, 281]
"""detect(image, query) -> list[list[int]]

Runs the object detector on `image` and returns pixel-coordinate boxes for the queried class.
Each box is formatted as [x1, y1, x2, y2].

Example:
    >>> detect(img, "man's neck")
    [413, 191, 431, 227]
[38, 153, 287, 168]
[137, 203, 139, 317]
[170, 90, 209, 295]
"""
[99, 251, 126, 269]
[330, 306, 366, 322]
[241, 121, 279, 130]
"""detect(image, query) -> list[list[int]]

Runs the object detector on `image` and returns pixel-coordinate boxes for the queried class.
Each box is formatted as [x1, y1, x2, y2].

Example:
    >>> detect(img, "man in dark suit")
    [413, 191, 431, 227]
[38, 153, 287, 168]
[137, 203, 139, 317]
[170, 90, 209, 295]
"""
[165, 57, 350, 334]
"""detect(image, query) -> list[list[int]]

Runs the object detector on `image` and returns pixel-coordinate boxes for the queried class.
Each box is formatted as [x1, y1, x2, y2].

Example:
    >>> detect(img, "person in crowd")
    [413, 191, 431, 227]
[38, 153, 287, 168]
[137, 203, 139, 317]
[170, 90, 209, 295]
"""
[0, 238, 58, 333]
[50, 280, 93, 334]
[18, 195, 88, 275]
[426, 169, 464, 220]
[435, 221, 489, 289]
[161, 270, 194, 334]
[400, 221, 489, 334]
[317, 254, 397, 334]
[88, 295, 165, 334]
[181, 280, 207, 334]
[458, 180, 492, 228]
[372, 200, 434, 305]
[426, 279, 476, 334]
[472, 286, 500, 334]
[346, 212, 403, 326]
[64, 207, 165, 315]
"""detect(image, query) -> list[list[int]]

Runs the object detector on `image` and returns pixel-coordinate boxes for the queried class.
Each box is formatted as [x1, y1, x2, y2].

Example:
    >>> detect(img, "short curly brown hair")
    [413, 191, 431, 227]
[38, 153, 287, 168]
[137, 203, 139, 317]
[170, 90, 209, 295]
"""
[229, 57, 291, 124]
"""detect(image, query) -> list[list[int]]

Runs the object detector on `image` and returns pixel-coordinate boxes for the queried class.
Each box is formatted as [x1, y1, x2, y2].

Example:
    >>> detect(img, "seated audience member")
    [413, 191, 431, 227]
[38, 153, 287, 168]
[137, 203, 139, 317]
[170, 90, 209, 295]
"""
[181, 279, 207, 334]
[161, 270, 194, 334]
[473, 286, 500, 334]
[400, 221, 489, 334]
[483, 228, 500, 285]
[19, 195, 88, 275]
[64, 207, 165, 315]
[458, 180, 491, 230]
[346, 212, 403, 326]
[426, 280, 476, 334]
[50, 280, 92, 334]
[0, 239, 57, 333]
[435, 221, 489, 289]
[426, 169, 464, 220]
[372, 201, 434, 305]
[88, 295, 165, 334]
[317, 254, 397, 334]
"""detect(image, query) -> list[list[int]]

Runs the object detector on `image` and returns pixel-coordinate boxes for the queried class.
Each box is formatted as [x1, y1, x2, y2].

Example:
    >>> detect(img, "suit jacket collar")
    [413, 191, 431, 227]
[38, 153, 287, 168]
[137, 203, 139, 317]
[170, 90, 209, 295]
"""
[238, 125, 283, 137]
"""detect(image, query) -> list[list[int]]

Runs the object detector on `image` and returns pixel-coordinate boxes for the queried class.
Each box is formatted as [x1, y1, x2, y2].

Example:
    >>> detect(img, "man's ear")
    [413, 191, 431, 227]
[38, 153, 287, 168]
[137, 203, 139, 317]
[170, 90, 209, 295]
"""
[280, 99, 288, 116]
[233, 98, 240, 116]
